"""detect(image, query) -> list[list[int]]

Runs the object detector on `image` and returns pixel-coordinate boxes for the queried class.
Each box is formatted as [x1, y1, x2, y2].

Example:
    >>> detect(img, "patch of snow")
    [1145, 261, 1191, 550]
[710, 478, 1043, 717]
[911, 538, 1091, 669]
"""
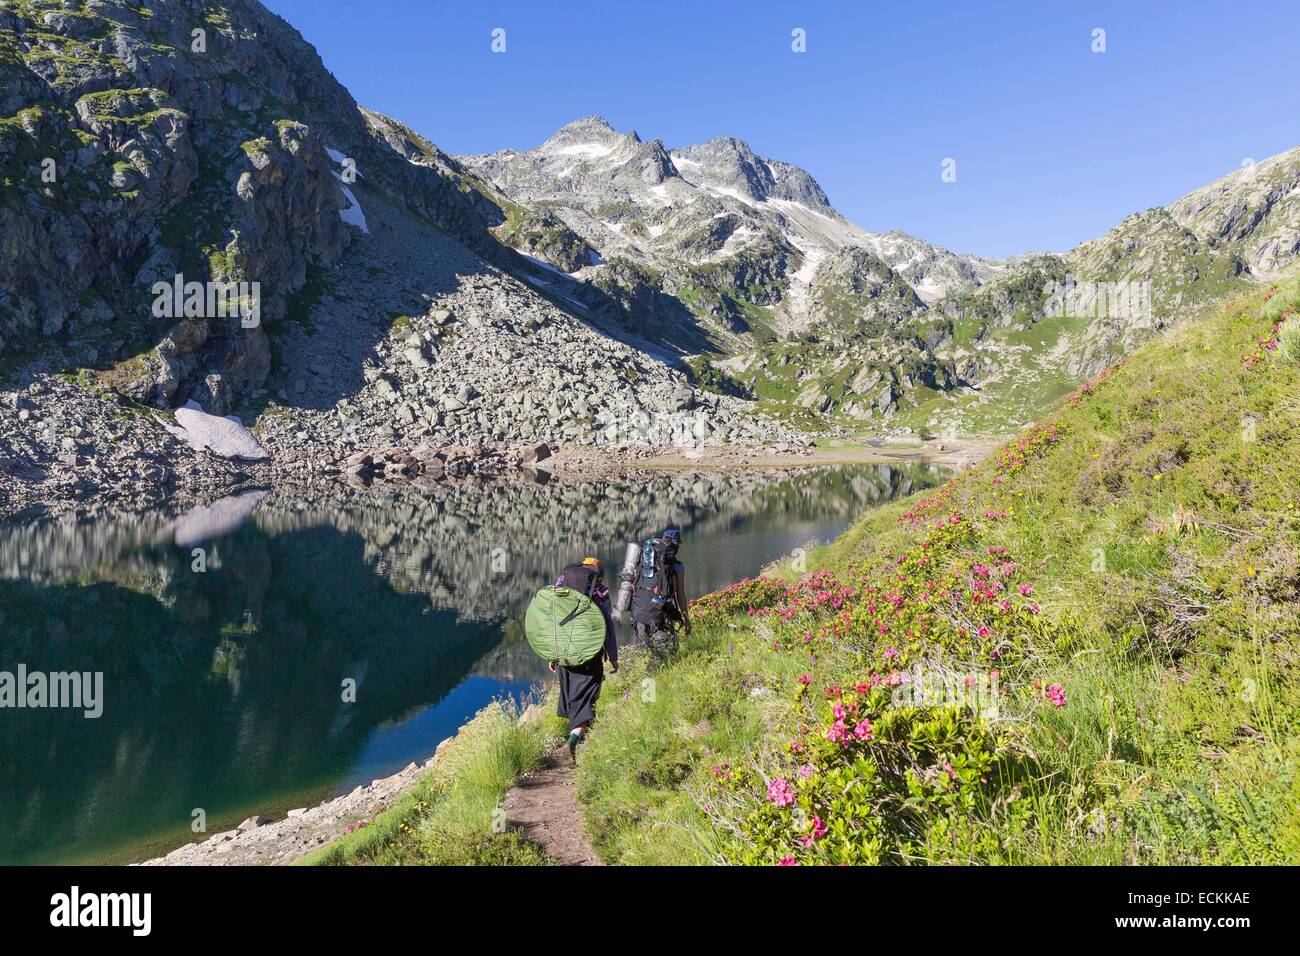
[332, 172, 369, 233]
[701, 225, 757, 261]
[325, 147, 362, 178]
[553, 143, 615, 158]
[765, 197, 869, 249]
[777, 241, 828, 333]
[163, 402, 269, 460]
[712, 185, 758, 207]
[516, 250, 569, 277]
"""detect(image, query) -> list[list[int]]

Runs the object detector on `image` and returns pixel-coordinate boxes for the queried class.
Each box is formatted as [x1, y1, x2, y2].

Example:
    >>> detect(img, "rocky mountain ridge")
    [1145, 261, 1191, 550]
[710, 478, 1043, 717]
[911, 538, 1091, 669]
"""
[459, 115, 1000, 347]
[461, 116, 1299, 431]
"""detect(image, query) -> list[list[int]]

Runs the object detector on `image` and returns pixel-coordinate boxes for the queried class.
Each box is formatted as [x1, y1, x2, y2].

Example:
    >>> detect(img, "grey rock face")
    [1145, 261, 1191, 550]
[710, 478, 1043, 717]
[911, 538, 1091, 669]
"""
[0, 0, 517, 415]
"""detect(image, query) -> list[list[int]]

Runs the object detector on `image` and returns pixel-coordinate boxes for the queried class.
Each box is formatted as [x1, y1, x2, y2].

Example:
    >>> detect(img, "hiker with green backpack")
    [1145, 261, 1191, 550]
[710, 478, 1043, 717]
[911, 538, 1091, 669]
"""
[524, 556, 617, 763]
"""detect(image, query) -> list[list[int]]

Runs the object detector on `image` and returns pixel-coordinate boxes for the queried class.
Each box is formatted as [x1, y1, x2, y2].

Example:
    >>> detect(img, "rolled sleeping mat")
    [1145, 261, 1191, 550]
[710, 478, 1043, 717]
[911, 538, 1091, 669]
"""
[612, 541, 642, 618]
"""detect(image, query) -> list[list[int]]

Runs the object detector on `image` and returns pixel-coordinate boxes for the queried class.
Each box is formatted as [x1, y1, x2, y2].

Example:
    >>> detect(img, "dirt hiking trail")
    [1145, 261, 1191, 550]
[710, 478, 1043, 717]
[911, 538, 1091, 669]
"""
[504, 746, 604, 866]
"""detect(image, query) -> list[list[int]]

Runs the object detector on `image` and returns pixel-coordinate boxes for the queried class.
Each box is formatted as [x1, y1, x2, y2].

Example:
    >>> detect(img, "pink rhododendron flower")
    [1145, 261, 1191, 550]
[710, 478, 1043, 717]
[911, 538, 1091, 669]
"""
[854, 719, 874, 740]
[798, 763, 816, 779]
[1046, 683, 1067, 708]
[767, 778, 797, 806]
[827, 720, 853, 745]
[778, 855, 797, 866]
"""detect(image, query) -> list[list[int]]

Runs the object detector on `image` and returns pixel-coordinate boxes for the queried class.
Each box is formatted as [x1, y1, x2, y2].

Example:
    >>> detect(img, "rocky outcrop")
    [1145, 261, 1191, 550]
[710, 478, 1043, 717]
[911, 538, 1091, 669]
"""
[0, 366, 267, 515]
[247, 187, 809, 456]
[0, 0, 520, 416]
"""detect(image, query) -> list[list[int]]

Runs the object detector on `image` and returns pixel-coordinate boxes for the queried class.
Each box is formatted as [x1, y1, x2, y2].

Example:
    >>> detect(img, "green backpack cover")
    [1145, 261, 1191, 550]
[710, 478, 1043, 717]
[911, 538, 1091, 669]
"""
[524, 586, 607, 666]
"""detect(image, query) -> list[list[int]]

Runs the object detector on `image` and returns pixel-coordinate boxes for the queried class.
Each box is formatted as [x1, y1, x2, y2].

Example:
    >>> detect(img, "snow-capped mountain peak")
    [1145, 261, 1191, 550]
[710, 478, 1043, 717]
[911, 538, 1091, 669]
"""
[458, 117, 996, 334]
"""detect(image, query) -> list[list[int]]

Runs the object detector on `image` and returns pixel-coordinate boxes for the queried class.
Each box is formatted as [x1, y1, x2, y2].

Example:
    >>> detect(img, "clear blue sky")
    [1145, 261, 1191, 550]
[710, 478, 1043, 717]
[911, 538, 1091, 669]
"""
[264, 0, 1299, 258]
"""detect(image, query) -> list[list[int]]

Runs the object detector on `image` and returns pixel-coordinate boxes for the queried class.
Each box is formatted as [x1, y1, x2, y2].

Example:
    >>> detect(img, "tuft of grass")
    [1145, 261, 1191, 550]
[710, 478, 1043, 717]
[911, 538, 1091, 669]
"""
[1279, 318, 1300, 365]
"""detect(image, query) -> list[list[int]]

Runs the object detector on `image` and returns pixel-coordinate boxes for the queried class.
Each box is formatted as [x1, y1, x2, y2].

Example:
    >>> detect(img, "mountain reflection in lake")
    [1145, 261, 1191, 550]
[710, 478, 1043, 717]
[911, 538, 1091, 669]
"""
[0, 462, 944, 864]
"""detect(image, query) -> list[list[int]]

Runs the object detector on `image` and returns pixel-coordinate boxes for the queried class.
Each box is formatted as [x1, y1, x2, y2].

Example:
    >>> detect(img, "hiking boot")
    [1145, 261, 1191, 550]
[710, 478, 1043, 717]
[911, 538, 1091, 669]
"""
[566, 731, 581, 765]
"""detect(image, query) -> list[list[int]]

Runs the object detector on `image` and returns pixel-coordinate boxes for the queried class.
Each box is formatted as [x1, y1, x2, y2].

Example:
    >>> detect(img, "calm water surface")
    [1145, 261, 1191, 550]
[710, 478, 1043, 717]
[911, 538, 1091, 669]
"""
[0, 463, 945, 863]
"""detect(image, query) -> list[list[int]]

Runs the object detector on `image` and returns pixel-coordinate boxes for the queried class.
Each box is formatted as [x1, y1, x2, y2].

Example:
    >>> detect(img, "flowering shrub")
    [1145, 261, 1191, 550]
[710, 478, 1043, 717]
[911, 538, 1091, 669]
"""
[688, 482, 1077, 865]
[736, 513, 1047, 675]
[1239, 320, 1283, 370]
[1066, 359, 1127, 406]
[690, 576, 803, 629]
[717, 665, 1030, 865]
[992, 422, 1063, 481]
[1045, 682, 1067, 707]
[682, 411, 1087, 865]
[897, 484, 955, 527]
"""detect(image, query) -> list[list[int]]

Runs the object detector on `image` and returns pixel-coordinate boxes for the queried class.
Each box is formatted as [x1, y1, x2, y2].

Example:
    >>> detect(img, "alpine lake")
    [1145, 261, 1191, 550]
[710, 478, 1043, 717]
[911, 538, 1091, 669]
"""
[0, 462, 946, 864]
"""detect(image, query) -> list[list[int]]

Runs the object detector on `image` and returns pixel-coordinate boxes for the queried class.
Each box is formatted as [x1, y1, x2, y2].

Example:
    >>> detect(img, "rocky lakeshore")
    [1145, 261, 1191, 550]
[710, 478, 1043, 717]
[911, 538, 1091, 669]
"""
[138, 731, 463, 866]
[1, 357, 985, 523]
[0, 372, 820, 521]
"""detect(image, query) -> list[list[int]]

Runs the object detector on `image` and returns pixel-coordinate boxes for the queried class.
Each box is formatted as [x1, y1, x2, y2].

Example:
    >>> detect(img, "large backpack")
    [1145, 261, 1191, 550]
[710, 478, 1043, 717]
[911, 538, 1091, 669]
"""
[524, 564, 607, 666]
[630, 537, 680, 627]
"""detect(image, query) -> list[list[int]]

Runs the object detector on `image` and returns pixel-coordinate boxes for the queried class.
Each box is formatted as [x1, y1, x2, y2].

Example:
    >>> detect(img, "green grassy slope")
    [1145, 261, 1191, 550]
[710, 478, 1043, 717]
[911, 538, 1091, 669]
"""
[576, 278, 1300, 865]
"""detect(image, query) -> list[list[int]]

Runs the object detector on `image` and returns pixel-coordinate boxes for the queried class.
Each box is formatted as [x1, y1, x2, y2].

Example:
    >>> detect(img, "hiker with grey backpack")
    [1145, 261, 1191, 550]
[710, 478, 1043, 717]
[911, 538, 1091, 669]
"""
[524, 557, 618, 764]
[617, 529, 691, 663]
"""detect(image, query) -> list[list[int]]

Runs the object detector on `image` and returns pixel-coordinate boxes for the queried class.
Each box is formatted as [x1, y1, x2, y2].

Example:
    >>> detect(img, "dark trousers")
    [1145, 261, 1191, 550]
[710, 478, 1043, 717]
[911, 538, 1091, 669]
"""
[557, 654, 604, 733]
[634, 620, 679, 660]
